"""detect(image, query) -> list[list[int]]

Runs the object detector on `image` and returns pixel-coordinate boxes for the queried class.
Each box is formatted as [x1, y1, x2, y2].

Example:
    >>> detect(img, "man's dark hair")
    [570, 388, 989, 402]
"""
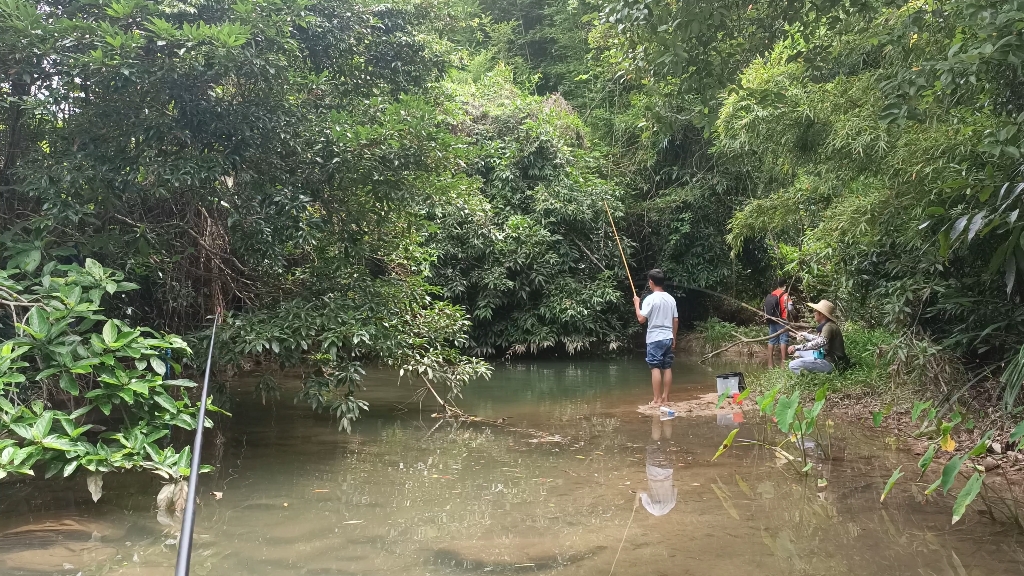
[648, 269, 666, 287]
[777, 278, 788, 288]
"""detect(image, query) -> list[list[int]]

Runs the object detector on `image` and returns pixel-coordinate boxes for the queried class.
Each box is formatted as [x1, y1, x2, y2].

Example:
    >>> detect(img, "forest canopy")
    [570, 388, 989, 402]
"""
[3, 0, 1024, 480]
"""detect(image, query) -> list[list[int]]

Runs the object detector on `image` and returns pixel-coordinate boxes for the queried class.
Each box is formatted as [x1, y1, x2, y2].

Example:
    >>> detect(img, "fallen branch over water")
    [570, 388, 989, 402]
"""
[673, 284, 812, 329]
[417, 378, 569, 443]
[700, 327, 790, 363]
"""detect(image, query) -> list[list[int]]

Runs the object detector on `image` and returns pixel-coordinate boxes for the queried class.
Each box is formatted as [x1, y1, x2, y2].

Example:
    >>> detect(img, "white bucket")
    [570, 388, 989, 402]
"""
[716, 372, 744, 396]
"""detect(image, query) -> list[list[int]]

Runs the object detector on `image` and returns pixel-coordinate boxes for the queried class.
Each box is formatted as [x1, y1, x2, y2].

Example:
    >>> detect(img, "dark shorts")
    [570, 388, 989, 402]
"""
[646, 338, 674, 369]
[768, 322, 789, 345]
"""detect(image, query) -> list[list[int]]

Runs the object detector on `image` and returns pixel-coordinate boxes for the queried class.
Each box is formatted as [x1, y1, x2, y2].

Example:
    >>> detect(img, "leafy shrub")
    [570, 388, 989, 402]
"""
[0, 258, 212, 485]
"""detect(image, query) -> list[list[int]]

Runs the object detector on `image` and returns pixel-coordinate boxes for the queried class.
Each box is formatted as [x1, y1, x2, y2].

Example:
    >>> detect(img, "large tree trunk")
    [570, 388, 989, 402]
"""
[198, 205, 230, 317]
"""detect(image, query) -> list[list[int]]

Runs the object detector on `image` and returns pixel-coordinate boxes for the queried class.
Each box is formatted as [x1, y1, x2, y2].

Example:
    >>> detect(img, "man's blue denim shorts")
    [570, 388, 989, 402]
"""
[646, 338, 674, 369]
[768, 322, 789, 345]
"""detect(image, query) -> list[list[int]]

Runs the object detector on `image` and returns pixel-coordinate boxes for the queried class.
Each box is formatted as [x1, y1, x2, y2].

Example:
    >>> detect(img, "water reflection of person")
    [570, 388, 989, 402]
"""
[635, 417, 677, 516]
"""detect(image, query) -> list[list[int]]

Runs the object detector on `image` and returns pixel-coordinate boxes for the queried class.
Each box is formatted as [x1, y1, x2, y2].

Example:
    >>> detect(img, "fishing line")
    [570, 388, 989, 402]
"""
[608, 502, 638, 576]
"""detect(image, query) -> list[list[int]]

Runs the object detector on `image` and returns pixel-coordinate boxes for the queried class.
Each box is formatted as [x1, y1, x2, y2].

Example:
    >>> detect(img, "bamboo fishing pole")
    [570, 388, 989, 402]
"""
[603, 201, 636, 298]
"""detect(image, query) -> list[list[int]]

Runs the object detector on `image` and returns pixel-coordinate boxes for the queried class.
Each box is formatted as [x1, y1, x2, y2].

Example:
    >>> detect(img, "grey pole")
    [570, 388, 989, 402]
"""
[174, 313, 220, 576]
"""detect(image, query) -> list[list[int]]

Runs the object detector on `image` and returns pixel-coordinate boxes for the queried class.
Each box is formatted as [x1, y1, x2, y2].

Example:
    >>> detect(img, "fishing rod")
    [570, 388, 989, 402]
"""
[175, 311, 220, 576]
[603, 200, 637, 299]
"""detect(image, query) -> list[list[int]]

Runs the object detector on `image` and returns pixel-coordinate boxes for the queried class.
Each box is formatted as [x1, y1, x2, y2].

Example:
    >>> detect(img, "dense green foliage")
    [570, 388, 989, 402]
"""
[428, 69, 632, 356]
[4, 0, 1024, 484]
[0, 258, 210, 481]
[484, 0, 1024, 410]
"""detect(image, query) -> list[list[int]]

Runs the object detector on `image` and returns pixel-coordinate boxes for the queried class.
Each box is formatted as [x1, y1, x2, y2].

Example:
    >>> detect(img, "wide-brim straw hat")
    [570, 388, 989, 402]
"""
[806, 300, 838, 322]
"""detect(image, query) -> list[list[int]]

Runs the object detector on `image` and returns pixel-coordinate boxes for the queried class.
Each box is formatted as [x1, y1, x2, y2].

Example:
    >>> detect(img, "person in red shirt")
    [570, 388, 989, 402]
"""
[763, 279, 793, 368]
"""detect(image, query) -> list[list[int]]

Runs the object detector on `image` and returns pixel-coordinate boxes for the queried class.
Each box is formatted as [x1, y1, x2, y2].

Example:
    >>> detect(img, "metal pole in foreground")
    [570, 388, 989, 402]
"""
[174, 312, 220, 576]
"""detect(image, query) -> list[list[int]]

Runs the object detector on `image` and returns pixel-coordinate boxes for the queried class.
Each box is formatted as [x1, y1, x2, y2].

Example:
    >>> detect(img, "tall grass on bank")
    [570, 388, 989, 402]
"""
[746, 323, 974, 408]
[748, 323, 898, 396]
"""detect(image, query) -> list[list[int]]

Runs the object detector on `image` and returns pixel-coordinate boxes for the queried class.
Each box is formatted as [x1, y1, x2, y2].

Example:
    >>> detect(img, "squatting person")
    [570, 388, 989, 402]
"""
[787, 299, 848, 374]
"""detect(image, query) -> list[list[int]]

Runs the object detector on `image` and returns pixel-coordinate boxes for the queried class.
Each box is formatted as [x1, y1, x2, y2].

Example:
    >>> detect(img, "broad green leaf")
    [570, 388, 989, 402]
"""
[84, 258, 103, 278]
[712, 428, 740, 461]
[32, 412, 54, 440]
[967, 431, 993, 457]
[1010, 421, 1024, 443]
[880, 467, 903, 502]
[60, 373, 79, 395]
[36, 367, 61, 380]
[27, 306, 49, 338]
[41, 435, 77, 451]
[951, 472, 984, 524]
[715, 390, 729, 409]
[872, 411, 884, 427]
[22, 249, 42, 272]
[69, 405, 93, 419]
[776, 391, 800, 433]
[150, 357, 166, 375]
[917, 444, 938, 474]
[102, 320, 118, 345]
[736, 388, 751, 403]
[153, 393, 177, 413]
[940, 455, 964, 494]
[44, 459, 64, 479]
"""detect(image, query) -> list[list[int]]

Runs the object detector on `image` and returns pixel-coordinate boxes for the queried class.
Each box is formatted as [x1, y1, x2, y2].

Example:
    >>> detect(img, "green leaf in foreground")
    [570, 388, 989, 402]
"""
[715, 391, 729, 409]
[951, 472, 984, 524]
[940, 455, 965, 494]
[967, 431, 993, 457]
[712, 428, 740, 461]
[872, 410, 884, 427]
[1010, 420, 1024, 443]
[911, 401, 931, 423]
[881, 466, 904, 502]
[776, 391, 800, 433]
[917, 444, 938, 475]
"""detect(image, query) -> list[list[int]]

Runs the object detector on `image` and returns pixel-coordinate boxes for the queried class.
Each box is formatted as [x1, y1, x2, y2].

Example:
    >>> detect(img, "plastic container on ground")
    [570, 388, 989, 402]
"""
[659, 406, 676, 420]
[716, 372, 746, 395]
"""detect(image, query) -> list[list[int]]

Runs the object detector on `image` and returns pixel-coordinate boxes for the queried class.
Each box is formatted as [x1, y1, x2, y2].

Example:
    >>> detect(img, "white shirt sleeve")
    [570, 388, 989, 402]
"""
[640, 296, 653, 319]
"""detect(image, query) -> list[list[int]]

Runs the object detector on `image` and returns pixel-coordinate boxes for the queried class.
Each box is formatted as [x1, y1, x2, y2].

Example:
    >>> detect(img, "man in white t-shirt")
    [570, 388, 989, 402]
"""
[632, 269, 679, 405]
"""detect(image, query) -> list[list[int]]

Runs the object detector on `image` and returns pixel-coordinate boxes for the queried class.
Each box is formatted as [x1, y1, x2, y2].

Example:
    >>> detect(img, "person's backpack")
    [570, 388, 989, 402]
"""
[763, 290, 783, 322]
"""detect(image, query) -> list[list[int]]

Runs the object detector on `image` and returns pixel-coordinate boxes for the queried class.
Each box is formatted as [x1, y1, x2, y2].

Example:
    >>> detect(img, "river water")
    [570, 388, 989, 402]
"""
[2, 358, 1024, 575]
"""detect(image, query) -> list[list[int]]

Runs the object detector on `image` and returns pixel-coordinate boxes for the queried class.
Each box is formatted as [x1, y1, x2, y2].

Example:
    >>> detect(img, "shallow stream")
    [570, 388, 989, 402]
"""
[2, 358, 1024, 575]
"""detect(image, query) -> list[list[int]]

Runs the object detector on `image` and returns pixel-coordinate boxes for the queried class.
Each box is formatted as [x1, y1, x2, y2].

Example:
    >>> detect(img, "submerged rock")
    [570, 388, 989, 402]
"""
[0, 517, 122, 573]
[430, 541, 606, 572]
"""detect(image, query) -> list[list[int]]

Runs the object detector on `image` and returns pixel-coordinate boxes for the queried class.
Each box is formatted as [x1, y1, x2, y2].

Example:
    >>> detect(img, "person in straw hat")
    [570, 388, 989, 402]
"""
[787, 299, 848, 374]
